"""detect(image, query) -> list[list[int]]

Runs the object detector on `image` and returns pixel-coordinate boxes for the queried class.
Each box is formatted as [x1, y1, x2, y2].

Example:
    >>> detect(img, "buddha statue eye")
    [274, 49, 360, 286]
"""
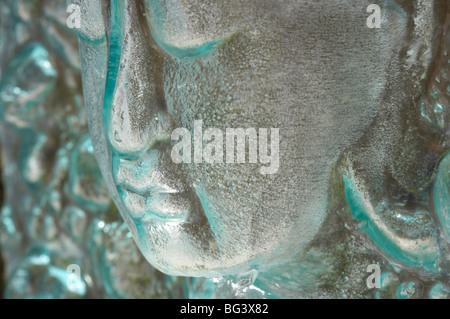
[142, 0, 225, 58]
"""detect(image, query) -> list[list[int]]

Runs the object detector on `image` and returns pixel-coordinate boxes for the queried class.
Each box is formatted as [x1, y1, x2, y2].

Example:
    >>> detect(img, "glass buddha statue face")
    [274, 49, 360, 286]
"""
[79, 0, 449, 283]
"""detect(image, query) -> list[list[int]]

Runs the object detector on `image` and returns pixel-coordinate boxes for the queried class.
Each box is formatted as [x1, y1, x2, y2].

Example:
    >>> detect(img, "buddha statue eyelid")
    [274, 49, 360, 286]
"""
[106, 1, 244, 158]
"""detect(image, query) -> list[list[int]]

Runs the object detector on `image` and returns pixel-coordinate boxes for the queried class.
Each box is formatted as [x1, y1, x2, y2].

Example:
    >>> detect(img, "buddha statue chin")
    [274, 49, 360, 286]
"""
[79, 0, 449, 297]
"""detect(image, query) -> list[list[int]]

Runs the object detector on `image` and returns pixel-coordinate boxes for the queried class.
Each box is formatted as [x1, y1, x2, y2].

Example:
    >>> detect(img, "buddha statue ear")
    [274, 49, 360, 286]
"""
[415, 1, 450, 135]
[390, 1, 448, 89]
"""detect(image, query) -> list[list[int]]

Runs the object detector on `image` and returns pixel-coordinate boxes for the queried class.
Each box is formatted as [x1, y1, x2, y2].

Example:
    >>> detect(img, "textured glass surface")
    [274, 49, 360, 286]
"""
[1, 0, 450, 299]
